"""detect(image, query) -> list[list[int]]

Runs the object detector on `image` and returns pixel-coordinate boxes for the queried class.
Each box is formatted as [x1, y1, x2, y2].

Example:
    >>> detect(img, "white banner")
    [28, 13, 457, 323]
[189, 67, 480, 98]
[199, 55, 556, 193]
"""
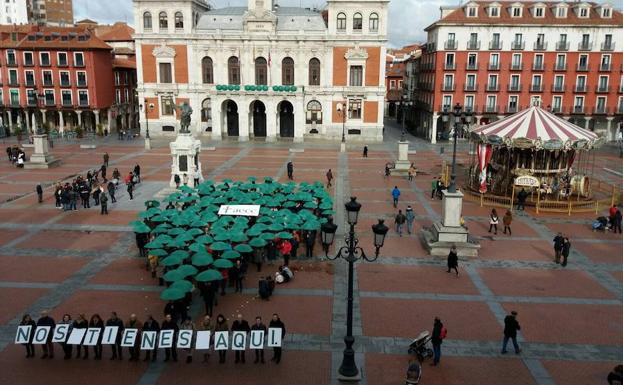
[218, 205, 261, 217]
[121, 329, 138, 347]
[52, 324, 70, 343]
[32, 326, 50, 345]
[231, 331, 247, 351]
[67, 328, 87, 345]
[195, 331, 211, 350]
[101, 326, 118, 345]
[83, 328, 101, 346]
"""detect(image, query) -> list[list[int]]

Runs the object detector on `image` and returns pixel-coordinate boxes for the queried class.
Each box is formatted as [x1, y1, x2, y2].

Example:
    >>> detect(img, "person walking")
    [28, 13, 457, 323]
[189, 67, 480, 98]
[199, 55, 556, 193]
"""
[88, 314, 104, 360]
[553, 232, 564, 264]
[278, 238, 292, 266]
[100, 191, 109, 215]
[613, 207, 622, 234]
[326, 169, 333, 187]
[70, 186, 78, 211]
[59, 314, 73, 360]
[142, 315, 160, 362]
[72, 314, 88, 359]
[447, 245, 459, 276]
[431, 177, 438, 199]
[103, 152, 109, 167]
[80, 183, 90, 208]
[251, 316, 267, 363]
[161, 314, 178, 362]
[193, 168, 201, 186]
[561, 237, 571, 267]
[394, 209, 406, 237]
[287, 161, 294, 180]
[106, 312, 124, 360]
[391, 186, 401, 208]
[405, 205, 415, 234]
[430, 317, 445, 366]
[19, 314, 36, 358]
[502, 210, 513, 235]
[127, 180, 134, 200]
[215, 314, 229, 364]
[408, 163, 416, 182]
[134, 164, 141, 183]
[100, 164, 107, 181]
[107, 181, 116, 203]
[269, 313, 286, 364]
[200, 315, 214, 362]
[363, 145, 368, 158]
[231, 314, 251, 364]
[488, 209, 499, 235]
[304, 230, 316, 259]
[36, 183, 43, 203]
[36, 310, 55, 359]
[232, 259, 246, 293]
[516, 188, 528, 211]
[126, 314, 142, 361]
[501, 311, 521, 354]
[174, 174, 181, 188]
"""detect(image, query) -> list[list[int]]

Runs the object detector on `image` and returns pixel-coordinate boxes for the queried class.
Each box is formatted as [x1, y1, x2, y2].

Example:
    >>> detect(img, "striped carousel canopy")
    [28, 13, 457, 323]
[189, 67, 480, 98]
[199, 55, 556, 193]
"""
[469, 106, 601, 150]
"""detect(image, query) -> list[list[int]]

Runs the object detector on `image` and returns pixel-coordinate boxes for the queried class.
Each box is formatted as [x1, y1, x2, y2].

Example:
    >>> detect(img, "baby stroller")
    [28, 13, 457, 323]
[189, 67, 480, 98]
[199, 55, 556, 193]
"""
[407, 330, 434, 363]
[592, 216, 610, 232]
[405, 359, 422, 385]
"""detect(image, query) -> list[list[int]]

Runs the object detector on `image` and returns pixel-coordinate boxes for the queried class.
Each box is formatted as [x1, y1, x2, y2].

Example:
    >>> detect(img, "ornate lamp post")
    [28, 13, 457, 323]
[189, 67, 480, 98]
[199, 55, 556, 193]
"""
[142, 101, 154, 149]
[320, 197, 389, 379]
[336, 102, 347, 152]
[441, 102, 473, 193]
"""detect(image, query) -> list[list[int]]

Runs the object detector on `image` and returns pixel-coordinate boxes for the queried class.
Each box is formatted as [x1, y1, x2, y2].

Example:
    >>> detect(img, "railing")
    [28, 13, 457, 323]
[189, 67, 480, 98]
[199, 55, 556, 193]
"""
[601, 42, 615, 51]
[552, 85, 565, 92]
[488, 62, 500, 70]
[534, 42, 548, 50]
[441, 83, 455, 91]
[484, 105, 499, 113]
[464, 84, 478, 91]
[466, 63, 479, 70]
[509, 63, 523, 70]
[467, 40, 480, 50]
[444, 62, 456, 70]
[486, 84, 499, 92]
[593, 106, 609, 114]
[574, 84, 587, 92]
[532, 63, 545, 71]
[444, 40, 458, 50]
[572, 105, 584, 114]
[530, 84, 543, 92]
[555, 41, 569, 51]
[511, 41, 525, 50]
[505, 106, 519, 113]
[489, 41, 502, 50]
[596, 85, 610, 93]
[508, 84, 521, 92]
[551, 106, 563, 113]
[578, 42, 593, 51]
[600, 63, 611, 71]
[554, 63, 567, 71]
[576, 64, 589, 72]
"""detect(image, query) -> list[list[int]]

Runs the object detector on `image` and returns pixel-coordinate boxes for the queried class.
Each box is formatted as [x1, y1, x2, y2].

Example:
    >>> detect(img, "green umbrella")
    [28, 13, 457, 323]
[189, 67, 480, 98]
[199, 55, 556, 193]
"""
[154, 234, 173, 243]
[302, 221, 319, 230]
[189, 243, 207, 253]
[221, 250, 241, 260]
[148, 248, 167, 257]
[176, 233, 195, 243]
[170, 249, 190, 259]
[213, 259, 234, 269]
[186, 228, 203, 236]
[191, 253, 214, 266]
[210, 241, 231, 251]
[160, 287, 185, 300]
[322, 209, 336, 216]
[190, 219, 208, 228]
[160, 255, 183, 267]
[234, 244, 253, 253]
[151, 215, 168, 223]
[213, 232, 230, 242]
[283, 201, 297, 208]
[230, 232, 248, 243]
[249, 238, 267, 248]
[268, 223, 284, 232]
[177, 264, 199, 277]
[145, 200, 160, 208]
[246, 227, 263, 237]
[260, 233, 276, 241]
[180, 185, 194, 194]
[319, 202, 333, 210]
[257, 216, 273, 224]
[133, 223, 151, 234]
[170, 279, 193, 293]
[167, 239, 187, 248]
[145, 240, 164, 249]
[195, 269, 222, 282]
[303, 201, 317, 209]
[195, 235, 214, 244]
[202, 213, 219, 222]
[276, 231, 293, 239]
[163, 270, 185, 282]
[129, 220, 146, 227]
[168, 228, 185, 236]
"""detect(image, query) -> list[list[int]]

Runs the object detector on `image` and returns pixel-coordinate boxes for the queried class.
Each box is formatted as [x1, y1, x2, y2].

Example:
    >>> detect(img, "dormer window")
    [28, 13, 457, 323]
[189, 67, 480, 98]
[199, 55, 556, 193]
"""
[489, 7, 500, 17]
[511, 7, 522, 17]
[534, 7, 544, 17]
[601, 7, 612, 18]
[556, 7, 567, 18]
[579, 7, 589, 18]
[467, 6, 477, 17]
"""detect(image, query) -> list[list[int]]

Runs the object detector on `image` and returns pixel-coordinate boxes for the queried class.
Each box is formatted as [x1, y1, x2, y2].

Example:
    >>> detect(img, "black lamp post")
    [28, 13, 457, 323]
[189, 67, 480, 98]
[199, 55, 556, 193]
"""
[320, 197, 389, 378]
[441, 102, 473, 193]
[336, 102, 346, 143]
[142, 101, 154, 139]
[401, 97, 413, 141]
[31, 86, 45, 135]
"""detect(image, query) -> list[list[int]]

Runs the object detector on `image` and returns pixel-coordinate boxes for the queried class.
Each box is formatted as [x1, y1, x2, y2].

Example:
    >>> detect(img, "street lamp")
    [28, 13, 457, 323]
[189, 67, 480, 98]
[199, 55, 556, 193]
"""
[320, 197, 389, 379]
[400, 97, 413, 141]
[336, 102, 346, 144]
[31, 86, 45, 135]
[441, 102, 473, 193]
[142, 101, 154, 139]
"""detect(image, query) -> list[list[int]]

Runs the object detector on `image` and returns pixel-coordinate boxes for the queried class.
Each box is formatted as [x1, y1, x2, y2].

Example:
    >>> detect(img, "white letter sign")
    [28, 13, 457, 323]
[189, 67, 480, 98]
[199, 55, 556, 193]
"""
[177, 330, 193, 349]
[231, 331, 246, 351]
[52, 324, 69, 343]
[15, 326, 32, 344]
[158, 330, 173, 348]
[121, 329, 138, 347]
[268, 328, 282, 347]
[195, 331, 211, 350]
[218, 205, 261, 217]
[83, 328, 101, 346]
[140, 331, 157, 350]
[101, 326, 119, 345]
[67, 328, 87, 345]
[214, 331, 229, 350]
[249, 330, 264, 350]
[32, 326, 51, 345]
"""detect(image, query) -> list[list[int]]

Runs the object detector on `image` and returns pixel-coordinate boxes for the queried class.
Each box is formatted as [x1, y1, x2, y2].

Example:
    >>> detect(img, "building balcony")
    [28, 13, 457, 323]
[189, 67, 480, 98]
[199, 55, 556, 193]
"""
[489, 41, 502, 50]
[466, 62, 479, 70]
[40, 61, 51, 67]
[43, 81, 53, 87]
[533, 41, 548, 50]
[8, 81, 19, 87]
[511, 41, 525, 50]
[532, 63, 545, 71]
[551, 106, 563, 114]
[554, 63, 567, 71]
[488, 62, 500, 71]
[593, 106, 609, 114]
[574, 84, 587, 93]
[441, 83, 455, 91]
[25, 80, 35, 87]
[77, 82, 87, 88]
[61, 100, 73, 107]
[578, 42, 593, 51]
[576, 64, 590, 72]
[506, 105, 519, 113]
[45, 100, 55, 107]
[484, 105, 499, 113]
[78, 101, 90, 108]
[596, 85, 610, 93]
[599, 63, 611, 72]
[571, 106, 584, 114]
[530, 84, 543, 92]
[6, 60, 17, 67]
[601, 41, 615, 51]
[555, 41, 570, 51]
[509, 63, 523, 71]
[60, 81, 71, 87]
[467, 40, 480, 50]
[74, 62, 85, 68]
[464, 84, 478, 92]
[508, 84, 522, 92]
[10, 101, 20, 107]
[444, 40, 458, 50]
[444, 62, 456, 70]
[23, 61, 34, 67]
[486, 84, 500, 92]
[552, 85, 566, 93]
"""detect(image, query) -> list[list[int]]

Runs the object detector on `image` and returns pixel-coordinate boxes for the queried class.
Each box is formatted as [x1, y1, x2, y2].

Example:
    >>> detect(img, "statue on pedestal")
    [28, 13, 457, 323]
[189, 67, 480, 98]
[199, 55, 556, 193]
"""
[178, 102, 193, 134]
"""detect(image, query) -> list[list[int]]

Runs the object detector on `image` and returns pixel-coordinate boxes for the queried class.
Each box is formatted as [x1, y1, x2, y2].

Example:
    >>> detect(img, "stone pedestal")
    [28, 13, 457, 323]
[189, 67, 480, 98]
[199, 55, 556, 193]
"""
[169, 133, 203, 188]
[421, 190, 480, 257]
[340, 142, 346, 153]
[24, 134, 60, 169]
[392, 140, 411, 175]
[144, 137, 152, 150]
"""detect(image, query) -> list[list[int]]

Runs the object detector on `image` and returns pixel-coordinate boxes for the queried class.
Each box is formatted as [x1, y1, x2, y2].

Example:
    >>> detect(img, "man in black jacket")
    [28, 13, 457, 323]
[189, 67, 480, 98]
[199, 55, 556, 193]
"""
[106, 312, 124, 360]
[430, 317, 443, 366]
[501, 311, 521, 354]
[161, 314, 178, 362]
[553, 233, 564, 264]
[36, 310, 55, 359]
[231, 314, 251, 363]
[142, 315, 160, 362]
[251, 316, 267, 363]
[36, 183, 43, 203]
[269, 313, 286, 364]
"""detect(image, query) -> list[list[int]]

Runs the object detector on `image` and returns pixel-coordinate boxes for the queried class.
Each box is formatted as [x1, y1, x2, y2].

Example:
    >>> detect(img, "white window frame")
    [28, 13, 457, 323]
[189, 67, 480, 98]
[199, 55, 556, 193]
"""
[554, 75, 565, 88]
[348, 98, 362, 120]
[57, 52, 68, 66]
[486, 95, 497, 109]
[511, 7, 522, 17]
[464, 95, 475, 110]
[574, 96, 584, 108]
[23, 51, 34, 66]
[490, 53, 499, 65]
[466, 74, 476, 87]
[9, 89, 20, 106]
[508, 95, 519, 109]
[73, 52, 85, 67]
[115, 89, 122, 104]
[602, 7, 612, 18]
[6, 49, 16, 65]
[576, 75, 587, 86]
[389, 79, 396, 89]
[466, 6, 477, 17]
[488, 74, 498, 87]
[39, 52, 50, 66]
[552, 95, 562, 110]
[156, 59, 175, 84]
[443, 73, 454, 87]
[78, 90, 89, 106]
[44, 89, 55, 106]
[596, 96, 607, 111]
[556, 7, 567, 18]
[42, 70, 53, 86]
[61, 90, 72, 106]
[510, 74, 520, 87]
[489, 6, 499, 17]
[8, 69, 18, 85]
[76, 71, 87, 86]
[579, 7, 589, 18]
[534, 7, 544, 17]
[532, 74, 542, 86]
[59, 70, 71, 86]
[442, 95, 453, 109]
[24, 70, 35, 86]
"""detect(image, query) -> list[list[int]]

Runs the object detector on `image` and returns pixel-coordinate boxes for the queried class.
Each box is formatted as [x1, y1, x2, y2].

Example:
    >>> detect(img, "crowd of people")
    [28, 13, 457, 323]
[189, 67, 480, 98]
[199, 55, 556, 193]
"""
[19, 310, 286, 365]
[6, 145, 26, 167]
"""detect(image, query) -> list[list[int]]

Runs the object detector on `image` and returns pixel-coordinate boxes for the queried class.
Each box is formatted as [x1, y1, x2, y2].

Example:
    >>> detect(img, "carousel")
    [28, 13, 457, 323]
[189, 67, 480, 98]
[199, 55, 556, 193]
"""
[467, 105, 603, 201]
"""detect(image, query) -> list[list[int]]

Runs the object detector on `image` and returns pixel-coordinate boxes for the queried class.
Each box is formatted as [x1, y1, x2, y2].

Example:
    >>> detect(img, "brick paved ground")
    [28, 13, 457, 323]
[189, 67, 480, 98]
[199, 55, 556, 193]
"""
[0, 121, 621, 385]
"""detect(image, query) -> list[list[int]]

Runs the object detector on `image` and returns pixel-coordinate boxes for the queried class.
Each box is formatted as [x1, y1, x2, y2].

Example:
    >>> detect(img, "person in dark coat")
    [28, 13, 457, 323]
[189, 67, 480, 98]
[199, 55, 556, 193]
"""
[231, 314, 251, 363]
[126, 314, 142, 361]
[607, 365, 623, 385]
[127, 180, 134, 200]
[304, 230, 316, 259]
[269, 313, 286, 364]
[106, 312, 124, 360]
[100, 190, 108, 215]
[135, 232, 148, 258]
[516, 188, 528, 211]
[613, 208, 622, 234]
[501, 311, 521, 354]
[36, 183, 43, 203]
[134, 164, 141, 183]
[72, 314, 88, 359]
[232, 259, 246, 293]
[174, 174, 181, 188]
[36, 310, 55, 359]
[251, 316, 267, 363]
[161, 314, 178, 362]
[363, 145, 368, 158]
[286, 161, 294, 180]
[100, 164, 107, 181]
[103, 152, 109, 167]
[553, 232, 564, 264]
[58, 314, 73, 359]
[214, 314, 229, 364]
[107, 181, 116, 203]
[19, 314, 36, 358]
[258, 277, 271, 300]
[561, 237, 571, 267]
[88, 314, 104, 359]
[142, 315, 160, 362]
[430, 317, 443, 366]
[447, 245, 459, 276]
[80, 183, 90, 208]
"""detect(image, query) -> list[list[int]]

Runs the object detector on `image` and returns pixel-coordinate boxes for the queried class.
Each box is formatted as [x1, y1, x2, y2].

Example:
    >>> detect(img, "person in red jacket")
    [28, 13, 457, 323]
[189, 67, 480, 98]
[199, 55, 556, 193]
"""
[278, 239, 292, 266]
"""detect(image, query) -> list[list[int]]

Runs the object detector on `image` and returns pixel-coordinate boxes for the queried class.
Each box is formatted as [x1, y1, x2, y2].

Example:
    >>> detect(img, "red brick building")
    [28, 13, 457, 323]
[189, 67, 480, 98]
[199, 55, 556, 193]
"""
[414, 1, 623, 143]
[0, 25, 114, 135]
[385, 44, 420, 119]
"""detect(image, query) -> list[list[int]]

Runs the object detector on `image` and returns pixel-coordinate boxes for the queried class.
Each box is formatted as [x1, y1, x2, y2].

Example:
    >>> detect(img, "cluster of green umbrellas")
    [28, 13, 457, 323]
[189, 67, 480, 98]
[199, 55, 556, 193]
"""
[131, 178, 333, 301]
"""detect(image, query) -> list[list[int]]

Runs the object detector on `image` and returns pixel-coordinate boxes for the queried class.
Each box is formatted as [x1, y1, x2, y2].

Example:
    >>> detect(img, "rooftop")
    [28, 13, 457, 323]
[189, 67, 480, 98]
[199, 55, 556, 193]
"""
[0, 25, 111, 50]
[197, 6, 326, 32]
